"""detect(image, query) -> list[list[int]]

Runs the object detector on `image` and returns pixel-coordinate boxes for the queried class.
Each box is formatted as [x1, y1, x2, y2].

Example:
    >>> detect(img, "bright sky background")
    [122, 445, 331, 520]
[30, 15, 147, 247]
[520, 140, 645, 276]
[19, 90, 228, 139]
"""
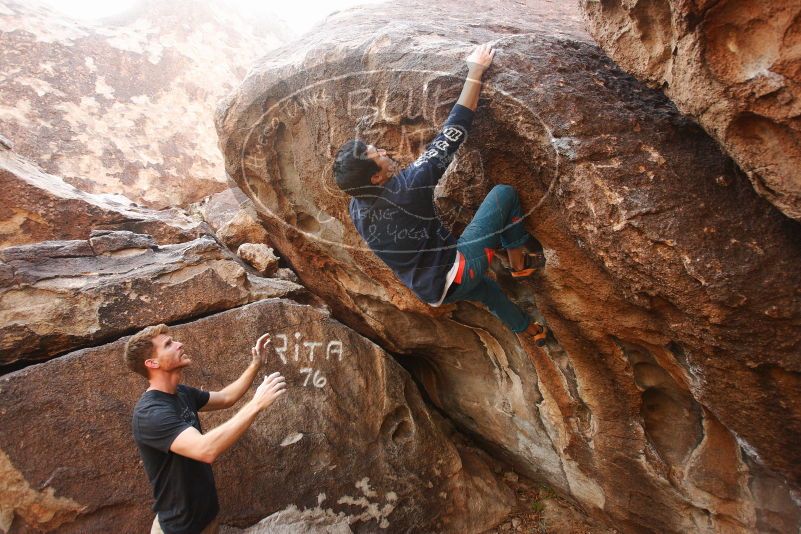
[40, 0, 385, 36]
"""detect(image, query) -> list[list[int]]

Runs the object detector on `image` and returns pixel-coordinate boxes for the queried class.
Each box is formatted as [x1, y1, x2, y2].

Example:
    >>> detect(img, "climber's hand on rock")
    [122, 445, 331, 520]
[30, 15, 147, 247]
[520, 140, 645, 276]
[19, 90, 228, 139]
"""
[250, 332, 271, 368]
[466, 43, 496, 77]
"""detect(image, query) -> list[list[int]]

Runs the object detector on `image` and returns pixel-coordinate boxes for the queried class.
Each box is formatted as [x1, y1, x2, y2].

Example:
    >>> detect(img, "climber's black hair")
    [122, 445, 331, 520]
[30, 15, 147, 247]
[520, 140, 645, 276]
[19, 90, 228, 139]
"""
[333, 139, 380, 196]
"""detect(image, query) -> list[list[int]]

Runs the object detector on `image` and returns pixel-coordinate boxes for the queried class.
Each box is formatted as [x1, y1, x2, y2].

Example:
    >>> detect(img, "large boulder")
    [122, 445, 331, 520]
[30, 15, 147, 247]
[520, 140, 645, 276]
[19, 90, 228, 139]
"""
[0, 232, 304, 367]
[0, 144, 206, 249]
[215, 0, 801, 532]
[581, 0, 801, 221]
[0, 299, 513, 533]
[0, 0, 290, 208]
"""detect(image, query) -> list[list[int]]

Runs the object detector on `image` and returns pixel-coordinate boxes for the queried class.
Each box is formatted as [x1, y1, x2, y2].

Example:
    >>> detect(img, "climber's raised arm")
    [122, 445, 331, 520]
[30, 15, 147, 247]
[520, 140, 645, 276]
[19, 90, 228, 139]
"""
[456, 42, 496, 112]
[407, 43, 497, 184]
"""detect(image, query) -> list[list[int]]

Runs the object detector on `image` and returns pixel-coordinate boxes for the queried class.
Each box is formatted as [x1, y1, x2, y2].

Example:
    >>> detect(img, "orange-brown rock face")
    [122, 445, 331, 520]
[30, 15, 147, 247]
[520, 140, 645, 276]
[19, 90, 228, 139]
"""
[0, 300, 513, 533]
[216, 1, 801, 532]
[581, 0, 801, 222]
[0, 0, 289, 208]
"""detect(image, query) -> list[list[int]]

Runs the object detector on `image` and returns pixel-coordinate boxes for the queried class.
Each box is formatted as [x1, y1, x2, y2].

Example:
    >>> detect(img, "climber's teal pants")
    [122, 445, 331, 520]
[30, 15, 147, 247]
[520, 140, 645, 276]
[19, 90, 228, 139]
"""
[443, 185, 532, 333]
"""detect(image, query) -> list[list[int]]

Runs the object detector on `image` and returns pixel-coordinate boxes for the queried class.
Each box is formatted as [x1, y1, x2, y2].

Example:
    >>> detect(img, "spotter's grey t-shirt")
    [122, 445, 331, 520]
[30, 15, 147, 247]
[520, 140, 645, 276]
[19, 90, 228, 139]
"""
[132, 385, 218, 534]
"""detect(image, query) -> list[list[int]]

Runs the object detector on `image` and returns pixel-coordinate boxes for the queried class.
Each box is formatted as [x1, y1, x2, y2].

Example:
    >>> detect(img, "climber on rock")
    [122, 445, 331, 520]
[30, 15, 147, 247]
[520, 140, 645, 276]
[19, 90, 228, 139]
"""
[125, 326, 286, 534]
[333, 43, 547, 347]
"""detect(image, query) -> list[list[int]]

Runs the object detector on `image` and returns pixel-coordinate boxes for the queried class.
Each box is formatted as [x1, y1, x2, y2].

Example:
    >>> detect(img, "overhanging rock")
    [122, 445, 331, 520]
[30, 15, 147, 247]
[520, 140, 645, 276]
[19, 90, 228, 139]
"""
[581, 0, 801, 221]
[215, 1, 801, 532]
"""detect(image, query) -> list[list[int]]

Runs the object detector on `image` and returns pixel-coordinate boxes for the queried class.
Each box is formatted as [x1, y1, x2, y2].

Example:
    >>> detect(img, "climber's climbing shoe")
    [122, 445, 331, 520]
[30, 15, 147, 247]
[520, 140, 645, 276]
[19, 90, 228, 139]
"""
[521, 322, 548, 347]
[509, 252, 540, 279]
[530, 323, 548, 347]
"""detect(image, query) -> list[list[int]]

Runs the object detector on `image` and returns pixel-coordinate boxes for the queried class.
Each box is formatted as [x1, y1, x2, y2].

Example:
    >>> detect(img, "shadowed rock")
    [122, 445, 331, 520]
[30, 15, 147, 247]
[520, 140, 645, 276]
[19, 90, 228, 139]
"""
[0, 299, 513, 533]
[581, 0, 801, 221]
[215, 0, 801, 532]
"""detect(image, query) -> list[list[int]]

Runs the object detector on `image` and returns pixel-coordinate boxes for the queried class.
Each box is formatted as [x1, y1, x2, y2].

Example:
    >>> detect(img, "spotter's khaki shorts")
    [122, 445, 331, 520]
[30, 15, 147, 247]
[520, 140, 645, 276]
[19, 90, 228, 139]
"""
[151, 515, 219, 534]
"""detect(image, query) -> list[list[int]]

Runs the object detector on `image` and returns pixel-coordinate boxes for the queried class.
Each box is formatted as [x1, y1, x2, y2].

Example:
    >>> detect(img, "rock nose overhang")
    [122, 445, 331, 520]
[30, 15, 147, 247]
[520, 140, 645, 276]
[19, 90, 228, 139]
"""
[582, 0, 801, 222]
[215, 1, 801, 532]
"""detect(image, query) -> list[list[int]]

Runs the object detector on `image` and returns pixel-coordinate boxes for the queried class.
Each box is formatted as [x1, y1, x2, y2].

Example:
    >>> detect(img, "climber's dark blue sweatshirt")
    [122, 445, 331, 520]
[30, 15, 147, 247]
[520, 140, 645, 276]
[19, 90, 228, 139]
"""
[349, 104, 473, 304]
